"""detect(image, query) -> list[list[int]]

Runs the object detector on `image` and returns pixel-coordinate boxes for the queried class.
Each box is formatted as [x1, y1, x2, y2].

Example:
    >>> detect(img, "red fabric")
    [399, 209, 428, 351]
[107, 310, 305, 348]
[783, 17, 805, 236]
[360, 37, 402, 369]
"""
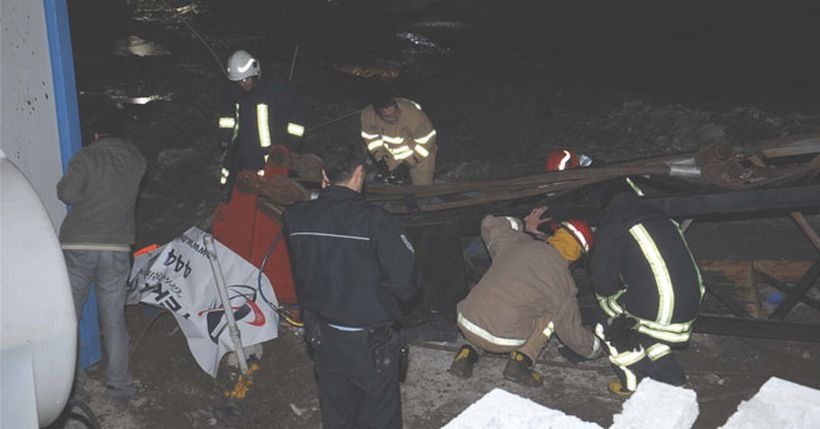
[212, 149, 297, 304]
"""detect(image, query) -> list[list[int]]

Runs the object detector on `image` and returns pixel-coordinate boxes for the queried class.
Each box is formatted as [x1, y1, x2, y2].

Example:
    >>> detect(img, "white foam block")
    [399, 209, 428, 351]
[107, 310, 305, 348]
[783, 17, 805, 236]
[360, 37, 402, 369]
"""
[442, 388, 602, 429]
[720, 377, 820, 429]
[611, 378, 699, 429]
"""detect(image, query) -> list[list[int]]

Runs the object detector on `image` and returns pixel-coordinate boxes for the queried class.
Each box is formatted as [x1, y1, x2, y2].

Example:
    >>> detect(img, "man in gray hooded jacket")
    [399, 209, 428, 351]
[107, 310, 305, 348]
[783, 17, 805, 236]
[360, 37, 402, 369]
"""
[58, 109, 146, 401]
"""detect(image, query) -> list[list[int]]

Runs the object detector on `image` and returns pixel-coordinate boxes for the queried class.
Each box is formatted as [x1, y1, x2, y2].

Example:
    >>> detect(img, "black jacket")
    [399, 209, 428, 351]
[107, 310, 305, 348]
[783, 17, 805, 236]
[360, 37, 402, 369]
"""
[591, 192, 704, 325]
[219, 77, 305, 171]
[283, 186, 417, 327]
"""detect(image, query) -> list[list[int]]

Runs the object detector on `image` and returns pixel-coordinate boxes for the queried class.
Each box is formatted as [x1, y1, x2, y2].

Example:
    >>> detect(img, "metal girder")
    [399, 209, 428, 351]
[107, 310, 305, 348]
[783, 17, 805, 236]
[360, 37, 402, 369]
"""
[407, 184, 820, 235]
[694, 315, 820, 343]
[644, 184, 820, 218]
[769, 258, 820, 320]
[758, 271, 820, 312]
[405, 184, 820, 343]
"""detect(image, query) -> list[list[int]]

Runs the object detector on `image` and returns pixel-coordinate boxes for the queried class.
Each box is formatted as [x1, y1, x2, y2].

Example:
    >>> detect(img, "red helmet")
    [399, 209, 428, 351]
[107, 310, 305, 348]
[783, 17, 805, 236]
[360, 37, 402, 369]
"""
[559, 219, 594, 254]
[544, 149, 592, 172]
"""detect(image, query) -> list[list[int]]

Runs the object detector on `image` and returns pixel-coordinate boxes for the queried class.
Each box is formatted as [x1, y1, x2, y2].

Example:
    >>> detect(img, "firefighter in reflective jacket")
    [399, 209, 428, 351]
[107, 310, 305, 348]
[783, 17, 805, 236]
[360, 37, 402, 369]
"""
[217, 49, 305, 197]
[591, 188, 705, 396]
[360, 95, 437, 185]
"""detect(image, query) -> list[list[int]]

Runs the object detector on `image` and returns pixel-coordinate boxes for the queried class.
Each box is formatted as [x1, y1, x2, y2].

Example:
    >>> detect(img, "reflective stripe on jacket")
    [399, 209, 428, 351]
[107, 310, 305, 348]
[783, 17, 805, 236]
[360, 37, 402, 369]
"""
[359, 98, 437, 163]
[283, 186, 417, 327]
[591, 192, 704, 343]
[457, 215, 598, 357]
[217, 78, 305, 182]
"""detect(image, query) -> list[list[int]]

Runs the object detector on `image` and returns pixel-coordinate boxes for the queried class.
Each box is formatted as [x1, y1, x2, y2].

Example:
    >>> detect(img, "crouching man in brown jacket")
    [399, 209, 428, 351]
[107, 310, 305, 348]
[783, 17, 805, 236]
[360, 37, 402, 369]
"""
[449, 208, 601, 387]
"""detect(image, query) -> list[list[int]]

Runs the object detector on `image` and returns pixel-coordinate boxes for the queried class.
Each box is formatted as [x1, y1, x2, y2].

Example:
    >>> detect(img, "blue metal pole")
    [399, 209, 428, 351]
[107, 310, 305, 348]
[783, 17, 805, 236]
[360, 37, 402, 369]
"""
[44, 0, 101, 370]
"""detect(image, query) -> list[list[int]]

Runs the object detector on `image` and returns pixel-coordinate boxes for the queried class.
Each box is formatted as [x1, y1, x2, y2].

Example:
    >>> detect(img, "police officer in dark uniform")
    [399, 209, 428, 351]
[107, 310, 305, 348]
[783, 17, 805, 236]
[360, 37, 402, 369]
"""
[283, 141, 417, 429]
[591, 186, 705, 396]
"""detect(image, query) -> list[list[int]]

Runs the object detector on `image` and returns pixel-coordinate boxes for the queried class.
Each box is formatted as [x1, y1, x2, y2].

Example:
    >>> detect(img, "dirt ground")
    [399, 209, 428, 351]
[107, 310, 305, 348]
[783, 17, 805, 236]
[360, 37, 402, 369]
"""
[51, 1, 820, 428]
[52, 304, 820, 429]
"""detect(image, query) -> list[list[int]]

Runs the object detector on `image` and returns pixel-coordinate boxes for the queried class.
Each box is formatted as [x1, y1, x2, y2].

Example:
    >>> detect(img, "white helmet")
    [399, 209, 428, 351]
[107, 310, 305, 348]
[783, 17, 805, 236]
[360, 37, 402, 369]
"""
[226, 49, 261, 81]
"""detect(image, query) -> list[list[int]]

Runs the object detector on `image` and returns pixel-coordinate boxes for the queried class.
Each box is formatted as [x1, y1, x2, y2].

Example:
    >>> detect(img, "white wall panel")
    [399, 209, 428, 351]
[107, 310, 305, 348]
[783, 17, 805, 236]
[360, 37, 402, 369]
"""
[1, 0, 67, 230]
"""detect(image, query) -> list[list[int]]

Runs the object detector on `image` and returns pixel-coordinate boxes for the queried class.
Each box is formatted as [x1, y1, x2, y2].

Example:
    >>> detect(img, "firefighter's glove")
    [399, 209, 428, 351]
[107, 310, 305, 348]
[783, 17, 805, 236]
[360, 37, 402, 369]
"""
[606, 315, 641, 352]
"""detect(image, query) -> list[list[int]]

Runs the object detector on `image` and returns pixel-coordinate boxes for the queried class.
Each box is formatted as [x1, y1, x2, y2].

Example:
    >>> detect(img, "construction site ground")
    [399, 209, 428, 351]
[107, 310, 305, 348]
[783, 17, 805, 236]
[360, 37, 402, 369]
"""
[53, 287, 820, 429]
[52, 1, 820, 428]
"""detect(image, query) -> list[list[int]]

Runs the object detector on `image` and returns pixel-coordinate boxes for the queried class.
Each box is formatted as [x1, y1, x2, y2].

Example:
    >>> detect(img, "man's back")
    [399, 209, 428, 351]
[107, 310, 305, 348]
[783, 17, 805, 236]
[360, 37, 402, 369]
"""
[284, 186, 416, 327]
[57, 131, 146, 401]
[592, 192, 703, 324]
[57, 136, 146, 246]
[459, 215, 577, 339]
[283, 141, 415, 429]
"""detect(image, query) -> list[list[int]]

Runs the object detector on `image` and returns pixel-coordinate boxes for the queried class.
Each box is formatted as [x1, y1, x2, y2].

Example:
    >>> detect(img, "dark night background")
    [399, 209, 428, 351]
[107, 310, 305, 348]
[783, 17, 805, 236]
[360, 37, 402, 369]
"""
[66, 1, 820, 245]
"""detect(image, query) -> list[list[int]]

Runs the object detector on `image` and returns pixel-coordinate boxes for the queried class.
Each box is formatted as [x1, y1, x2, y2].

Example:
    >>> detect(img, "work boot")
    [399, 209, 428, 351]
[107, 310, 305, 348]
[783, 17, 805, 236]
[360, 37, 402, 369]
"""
[607, 379, 633, 397]
[503, 351, 544, 387]
[105, 383, 136, 402]
[448, 345, 479, 379]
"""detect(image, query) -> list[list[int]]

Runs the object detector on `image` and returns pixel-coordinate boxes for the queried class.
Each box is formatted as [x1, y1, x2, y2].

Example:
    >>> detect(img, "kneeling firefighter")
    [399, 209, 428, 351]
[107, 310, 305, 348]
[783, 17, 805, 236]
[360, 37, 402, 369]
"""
[591, 186, 705, 396]
[449, 209, 601, 387]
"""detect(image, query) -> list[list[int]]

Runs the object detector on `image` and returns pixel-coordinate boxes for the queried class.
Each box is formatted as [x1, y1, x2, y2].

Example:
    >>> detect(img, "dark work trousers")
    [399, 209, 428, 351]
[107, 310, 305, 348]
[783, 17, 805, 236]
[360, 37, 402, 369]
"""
[314, 326, 402, 429]
[608, 330, 686, 391]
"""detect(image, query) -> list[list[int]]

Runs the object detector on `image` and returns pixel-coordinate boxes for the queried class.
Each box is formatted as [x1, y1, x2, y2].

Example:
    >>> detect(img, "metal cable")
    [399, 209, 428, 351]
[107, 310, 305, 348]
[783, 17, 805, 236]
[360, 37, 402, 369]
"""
[159, 0, 227, 78]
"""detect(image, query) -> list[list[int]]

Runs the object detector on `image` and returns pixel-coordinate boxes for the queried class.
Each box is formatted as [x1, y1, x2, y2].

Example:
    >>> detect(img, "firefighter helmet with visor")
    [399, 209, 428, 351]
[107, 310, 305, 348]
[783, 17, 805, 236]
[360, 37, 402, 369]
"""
[226, 49, 261, 81]
[559, 219, 594, 254]
[544, 149, 593, 172]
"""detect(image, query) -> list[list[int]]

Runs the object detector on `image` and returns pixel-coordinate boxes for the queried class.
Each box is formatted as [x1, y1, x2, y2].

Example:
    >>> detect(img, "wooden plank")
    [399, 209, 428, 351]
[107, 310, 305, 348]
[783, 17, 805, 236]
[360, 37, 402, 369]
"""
[699, 259, 819, 319]
[790, 211, 820, 253]
[759, 137, 820, 159]
[699, 260, 762, 318]
[754, 260, 815, 283]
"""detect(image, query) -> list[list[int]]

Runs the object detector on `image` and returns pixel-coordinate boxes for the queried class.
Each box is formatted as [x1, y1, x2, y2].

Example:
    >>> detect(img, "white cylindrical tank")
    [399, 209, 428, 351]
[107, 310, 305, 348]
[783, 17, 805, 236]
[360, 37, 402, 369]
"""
[1, 150, 78, 427]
